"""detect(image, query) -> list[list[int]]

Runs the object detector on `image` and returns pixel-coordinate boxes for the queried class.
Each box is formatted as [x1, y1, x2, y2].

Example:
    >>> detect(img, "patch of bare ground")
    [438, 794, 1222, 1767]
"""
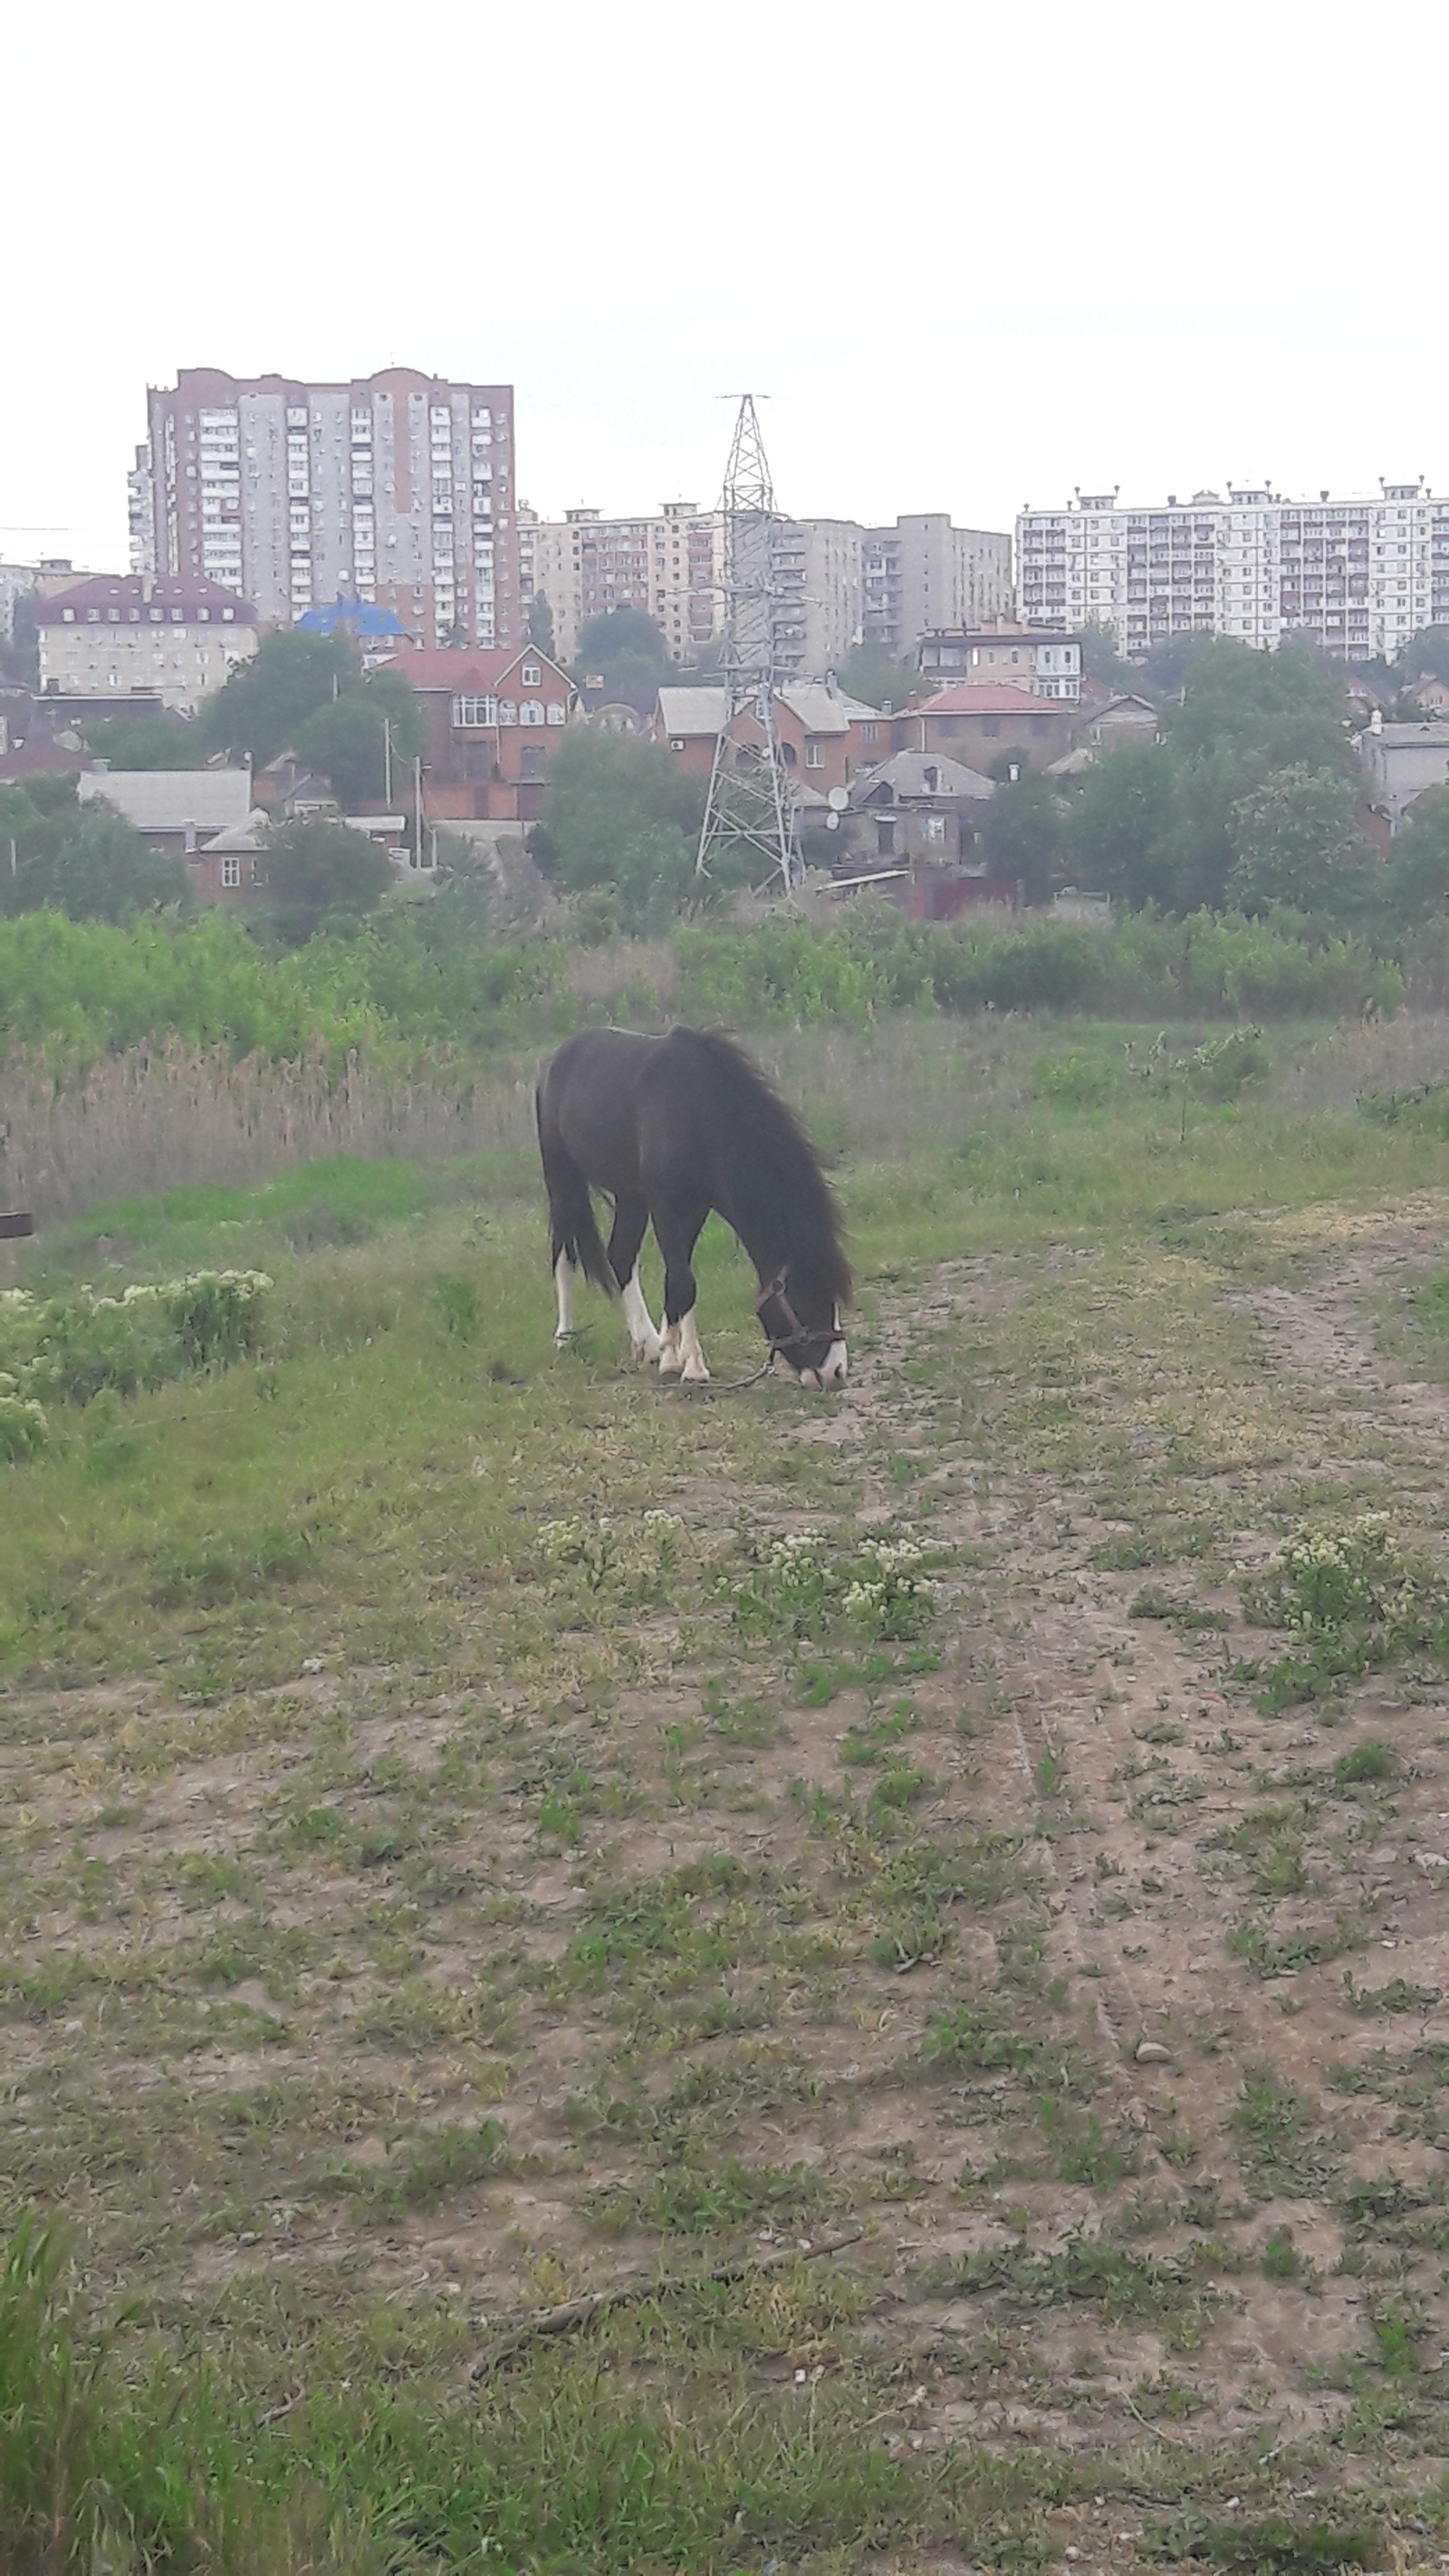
[20, 1206, 1449, 2523]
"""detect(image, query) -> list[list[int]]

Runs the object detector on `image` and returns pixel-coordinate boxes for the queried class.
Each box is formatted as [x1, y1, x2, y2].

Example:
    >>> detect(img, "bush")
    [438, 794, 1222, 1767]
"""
[0, 1271, 270, 1416]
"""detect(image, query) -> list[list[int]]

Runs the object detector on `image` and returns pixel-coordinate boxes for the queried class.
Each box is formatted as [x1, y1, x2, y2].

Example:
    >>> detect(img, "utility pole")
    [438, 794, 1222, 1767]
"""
[414, 755, 424, 869]
[696, 395, 797, 892]
[383, 716, 392, 807]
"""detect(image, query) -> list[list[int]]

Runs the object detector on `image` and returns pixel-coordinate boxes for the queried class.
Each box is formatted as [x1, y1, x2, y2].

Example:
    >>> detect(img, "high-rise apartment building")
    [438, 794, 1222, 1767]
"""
[860, 517, 1013, 664]
[1017, 483, 1449, 663]
[133, 368, 518, 647]
[518, 502, 723, 666]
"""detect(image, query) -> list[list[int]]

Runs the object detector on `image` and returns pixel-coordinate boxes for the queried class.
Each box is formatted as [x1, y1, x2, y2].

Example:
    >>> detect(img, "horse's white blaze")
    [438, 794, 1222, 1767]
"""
[622, 1264, 662, 1361]
[657, 1318, 684, 1377]
[677, 1310, 710, 1383]
[553, 1250, 575, 1342]
[818, 1336, 848, 1389]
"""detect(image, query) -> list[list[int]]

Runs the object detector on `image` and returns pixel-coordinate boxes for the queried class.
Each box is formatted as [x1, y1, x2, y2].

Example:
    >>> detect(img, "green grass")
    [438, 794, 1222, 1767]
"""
[10, 1019, 1449, 2562]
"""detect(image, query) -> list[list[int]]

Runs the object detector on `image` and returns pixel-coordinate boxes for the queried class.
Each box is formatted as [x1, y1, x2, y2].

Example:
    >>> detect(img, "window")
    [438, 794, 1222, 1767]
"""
[498, 699, 517, 726]
[921, 815, 945, 843]
[220, 855, 241, 889]
[804, 743, 823, 768]
[545, 700, 566, 726]
[520, 659, 542, 686]
[520, 698, 544, 726]
[452, 693, 497, 726]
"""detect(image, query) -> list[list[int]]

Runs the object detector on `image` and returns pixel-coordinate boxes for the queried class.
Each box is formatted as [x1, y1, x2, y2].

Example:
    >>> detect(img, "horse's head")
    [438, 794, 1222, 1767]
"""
[756, 1272, 848, 1392]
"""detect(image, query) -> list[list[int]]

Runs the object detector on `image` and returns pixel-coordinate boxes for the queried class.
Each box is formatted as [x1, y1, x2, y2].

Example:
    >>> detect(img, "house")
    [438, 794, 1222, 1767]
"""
[840, 751, 1016, 918]
[917, 622, 1082, 703]
[77, 764, 254, 856]
[373, 644, 575, 822]
[1409, 676, 1449, 718]
[1358, 720, 1449, 831]
[37, 575, 258, 714]
[654, 682, 887, 791]
[1080, 691, 1159, 748]
[892, 685, 1074, 773]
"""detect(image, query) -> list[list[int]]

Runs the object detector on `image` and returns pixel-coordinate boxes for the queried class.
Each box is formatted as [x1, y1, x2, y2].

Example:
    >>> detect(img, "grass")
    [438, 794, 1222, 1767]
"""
[12, 1016, 1449, 2560]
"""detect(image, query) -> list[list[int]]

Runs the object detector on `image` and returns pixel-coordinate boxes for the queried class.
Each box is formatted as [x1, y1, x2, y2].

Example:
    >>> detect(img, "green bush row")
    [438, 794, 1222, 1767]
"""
[0, 1269, 270, 1460]
[0, 897, 1415, 1072]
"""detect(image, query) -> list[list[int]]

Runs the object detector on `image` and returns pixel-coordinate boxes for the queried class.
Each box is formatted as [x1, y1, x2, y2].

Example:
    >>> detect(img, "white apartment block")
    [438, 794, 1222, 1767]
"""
[519, 503, 723, 667]
[1018, 483, 1449, 662]
[137, 368, 518, 648]
[36, 573, 258, 714]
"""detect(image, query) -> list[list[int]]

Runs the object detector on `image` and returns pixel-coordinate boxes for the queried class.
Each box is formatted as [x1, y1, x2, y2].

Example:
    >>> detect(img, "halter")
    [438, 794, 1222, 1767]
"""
[754, 1269, 846, 1366]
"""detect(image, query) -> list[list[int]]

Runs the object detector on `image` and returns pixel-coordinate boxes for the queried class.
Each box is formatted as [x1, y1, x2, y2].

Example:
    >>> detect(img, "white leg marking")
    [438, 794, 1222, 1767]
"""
[553, 1249, 576, 1344]
[657, 1317, 684, 1377]
[621, 1263, 662, 1362]
[678, 1309, 710, 1383]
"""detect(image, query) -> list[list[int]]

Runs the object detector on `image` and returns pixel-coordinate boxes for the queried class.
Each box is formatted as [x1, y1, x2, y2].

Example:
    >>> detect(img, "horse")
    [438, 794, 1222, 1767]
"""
[535, 1026, 850, 1389]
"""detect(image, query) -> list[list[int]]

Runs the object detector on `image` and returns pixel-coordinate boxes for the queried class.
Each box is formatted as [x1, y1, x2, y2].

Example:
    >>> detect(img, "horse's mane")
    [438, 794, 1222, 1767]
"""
[677, 1028, 851, 1305]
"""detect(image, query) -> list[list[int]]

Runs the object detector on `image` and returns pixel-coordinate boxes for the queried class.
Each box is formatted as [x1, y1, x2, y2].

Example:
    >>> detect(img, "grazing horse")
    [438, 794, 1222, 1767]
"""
[535, 1026, 850, 1388]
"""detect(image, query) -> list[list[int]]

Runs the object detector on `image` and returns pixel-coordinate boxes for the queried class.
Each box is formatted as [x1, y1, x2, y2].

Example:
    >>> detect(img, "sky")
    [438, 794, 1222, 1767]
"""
[5, 0, 1446, 572]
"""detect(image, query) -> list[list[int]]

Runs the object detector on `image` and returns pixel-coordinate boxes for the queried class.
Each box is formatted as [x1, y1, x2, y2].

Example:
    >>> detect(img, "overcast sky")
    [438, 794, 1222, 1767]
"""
[6, 0, 1444, 572]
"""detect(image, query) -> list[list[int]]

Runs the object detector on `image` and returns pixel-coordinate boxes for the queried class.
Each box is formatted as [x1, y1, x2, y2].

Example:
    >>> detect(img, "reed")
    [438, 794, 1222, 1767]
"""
[0, 1042, 537, 1227]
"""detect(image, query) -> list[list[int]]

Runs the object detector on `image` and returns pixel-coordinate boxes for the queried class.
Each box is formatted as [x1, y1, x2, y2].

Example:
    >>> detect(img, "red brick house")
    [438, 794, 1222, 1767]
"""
[374, 644, 576, 822]
[654, 682, 886, 792]
[893, 684, 1073, 773]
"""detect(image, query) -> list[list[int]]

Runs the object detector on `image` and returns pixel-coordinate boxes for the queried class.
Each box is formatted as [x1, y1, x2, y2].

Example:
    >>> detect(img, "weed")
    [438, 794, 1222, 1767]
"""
[1233, 2066, 1339, 2199]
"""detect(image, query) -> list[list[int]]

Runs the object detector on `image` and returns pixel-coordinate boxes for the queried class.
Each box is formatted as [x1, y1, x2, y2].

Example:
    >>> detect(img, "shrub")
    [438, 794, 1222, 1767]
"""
[0, 1271, 270, 1417]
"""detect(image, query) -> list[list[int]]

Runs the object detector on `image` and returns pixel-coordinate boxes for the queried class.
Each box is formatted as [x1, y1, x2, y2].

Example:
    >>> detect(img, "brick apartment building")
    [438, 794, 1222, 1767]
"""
[520, 503, 723, 666]
[132, 368, 518, 648]
[654, 682, 887, 793]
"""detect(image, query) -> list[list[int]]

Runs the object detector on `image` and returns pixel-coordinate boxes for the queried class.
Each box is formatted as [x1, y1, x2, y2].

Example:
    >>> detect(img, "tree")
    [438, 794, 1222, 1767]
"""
[195, 630, 355, 767]
[292, 669, 424, 809]
[1225, 764, 1368, 916]
[1066, 743, 1178, 908]
[0, 789, 191, 922]
[536, 725, 705, 932]
[1379, 786, 1449, 924]
[82, 716, 200, 770]
[526, 593, 557, 659]
[572, 607, 674, 709]
[1079, 620, 1137, 691]
[835, 645, 915, 713]
[1165, 635, 1351, 776]
[980, 769, 1065, 903]
[1397, 627, 1449, 685]
[259, 817, 393, 944]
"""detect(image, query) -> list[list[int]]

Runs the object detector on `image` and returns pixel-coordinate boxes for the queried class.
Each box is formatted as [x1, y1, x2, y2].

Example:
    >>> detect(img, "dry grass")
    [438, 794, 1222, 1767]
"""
[0, 1043, 538, 1226]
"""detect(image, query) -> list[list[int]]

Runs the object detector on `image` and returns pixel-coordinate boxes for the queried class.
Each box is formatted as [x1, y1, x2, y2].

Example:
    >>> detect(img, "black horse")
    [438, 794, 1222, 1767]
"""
[535, 1026, 850, 1388]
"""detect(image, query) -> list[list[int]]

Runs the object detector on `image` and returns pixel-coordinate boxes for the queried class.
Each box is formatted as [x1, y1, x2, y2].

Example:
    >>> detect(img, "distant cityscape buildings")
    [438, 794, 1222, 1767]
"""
[130, 369, 518, 648]
[1016, 483, 1449, 664]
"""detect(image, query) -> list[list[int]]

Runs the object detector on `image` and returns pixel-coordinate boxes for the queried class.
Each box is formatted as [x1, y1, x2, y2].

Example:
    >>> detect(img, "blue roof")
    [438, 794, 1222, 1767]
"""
[296, 598, 410, 639]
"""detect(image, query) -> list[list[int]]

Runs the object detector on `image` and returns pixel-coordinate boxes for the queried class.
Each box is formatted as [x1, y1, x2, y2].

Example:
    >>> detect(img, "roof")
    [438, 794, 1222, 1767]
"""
[853, 751, 996, 803]
[375, 645, 569, 692]
[297, 598, 410, 639]
[1095, 693, 1157, 718]
[201, 810, 271, 853]
[777, 684, 882, 734]
[78, 767, 254, 831]
[37, 573, 256, 626]
[657, 687, 727, 735]
[1046, 747, 1098, 776]
[1370, 724, 1449, 747]
[913, 684, 1051, 716]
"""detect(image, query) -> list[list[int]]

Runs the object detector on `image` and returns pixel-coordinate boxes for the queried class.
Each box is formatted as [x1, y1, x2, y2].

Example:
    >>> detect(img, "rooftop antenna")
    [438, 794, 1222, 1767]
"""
[696, 394, 797, 891]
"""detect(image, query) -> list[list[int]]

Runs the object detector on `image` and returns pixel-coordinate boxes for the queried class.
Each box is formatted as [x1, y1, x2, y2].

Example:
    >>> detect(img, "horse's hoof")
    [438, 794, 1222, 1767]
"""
[681, 1360, 710, 1385]
[632, 1337, 663, 1365]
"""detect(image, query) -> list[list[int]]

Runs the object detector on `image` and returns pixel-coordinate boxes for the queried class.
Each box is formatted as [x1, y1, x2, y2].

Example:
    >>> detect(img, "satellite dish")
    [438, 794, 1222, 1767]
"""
[827, 785, 849, 811]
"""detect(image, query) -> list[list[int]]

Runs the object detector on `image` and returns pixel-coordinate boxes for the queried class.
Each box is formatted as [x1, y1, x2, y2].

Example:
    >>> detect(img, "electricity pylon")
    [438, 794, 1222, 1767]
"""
[696, 395, 798, 890]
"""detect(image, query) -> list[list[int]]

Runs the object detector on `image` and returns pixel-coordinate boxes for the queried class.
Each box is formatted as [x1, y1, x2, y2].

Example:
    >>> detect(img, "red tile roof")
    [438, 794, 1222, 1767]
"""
[913, 684, 1047, 715]
[36, 573, 255, 624]
[376, 645, 569, 691]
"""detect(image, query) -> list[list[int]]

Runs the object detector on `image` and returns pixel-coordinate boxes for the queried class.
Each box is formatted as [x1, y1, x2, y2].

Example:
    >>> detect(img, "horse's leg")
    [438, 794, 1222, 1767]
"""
[607, 1196, 660, 1362]
[553, 1248, 575, 1344]
[653, 1198, 710, 1383]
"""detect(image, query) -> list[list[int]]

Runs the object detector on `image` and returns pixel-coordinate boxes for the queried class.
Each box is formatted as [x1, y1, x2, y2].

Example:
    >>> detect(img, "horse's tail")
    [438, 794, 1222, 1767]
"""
[536, 1080, 616, 1298]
